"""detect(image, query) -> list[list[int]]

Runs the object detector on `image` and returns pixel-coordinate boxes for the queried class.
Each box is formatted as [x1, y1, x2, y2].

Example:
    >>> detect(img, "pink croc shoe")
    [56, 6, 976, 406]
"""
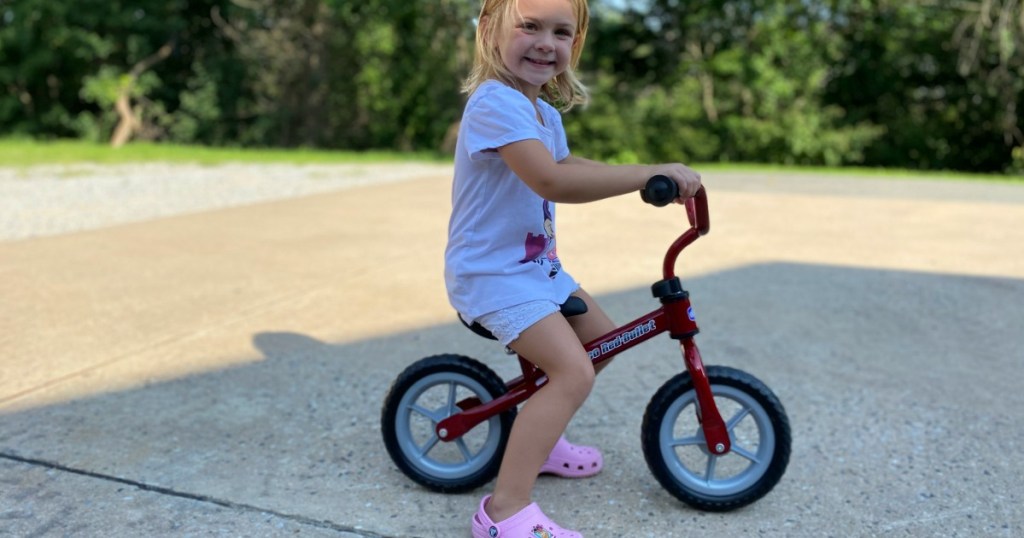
[539, 436, 603, 478]
[472, 495, 582, 538]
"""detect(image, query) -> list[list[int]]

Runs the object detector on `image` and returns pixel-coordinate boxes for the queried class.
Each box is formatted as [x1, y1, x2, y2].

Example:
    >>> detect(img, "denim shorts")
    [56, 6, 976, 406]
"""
[474, 300, 561, 347]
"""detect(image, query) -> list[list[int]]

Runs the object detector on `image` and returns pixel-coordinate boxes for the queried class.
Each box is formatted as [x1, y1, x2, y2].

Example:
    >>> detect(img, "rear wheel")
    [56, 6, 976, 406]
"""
[381, 354, 514, 492]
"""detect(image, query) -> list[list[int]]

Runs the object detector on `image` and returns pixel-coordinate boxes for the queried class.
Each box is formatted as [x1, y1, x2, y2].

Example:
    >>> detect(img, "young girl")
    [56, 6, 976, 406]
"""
[446, 0, 702, 535]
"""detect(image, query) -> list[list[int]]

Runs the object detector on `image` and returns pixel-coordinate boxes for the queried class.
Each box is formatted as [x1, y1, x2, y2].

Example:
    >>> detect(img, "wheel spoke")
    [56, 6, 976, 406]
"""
[730, 443, 761, 464]
[704, 455, 718, 482]
[455, 438, 473, 462]
[446, 382, 459, 413]
[725, 406, 751, 431]
[670, 434, 705, 448]
[409, 403, 445, 424]
[417, 435, 439, 457]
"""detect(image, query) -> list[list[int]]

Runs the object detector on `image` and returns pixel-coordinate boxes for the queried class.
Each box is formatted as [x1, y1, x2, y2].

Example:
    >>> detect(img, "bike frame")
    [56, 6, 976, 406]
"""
[436, 187, 731, 456]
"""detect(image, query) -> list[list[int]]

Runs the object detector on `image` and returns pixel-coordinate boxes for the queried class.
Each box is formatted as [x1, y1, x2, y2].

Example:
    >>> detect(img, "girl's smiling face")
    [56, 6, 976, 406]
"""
[497, 0, 578, 100]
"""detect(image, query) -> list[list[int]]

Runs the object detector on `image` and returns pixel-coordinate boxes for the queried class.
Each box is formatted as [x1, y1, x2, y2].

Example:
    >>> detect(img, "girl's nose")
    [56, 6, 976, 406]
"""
[535, 32, 555, 51]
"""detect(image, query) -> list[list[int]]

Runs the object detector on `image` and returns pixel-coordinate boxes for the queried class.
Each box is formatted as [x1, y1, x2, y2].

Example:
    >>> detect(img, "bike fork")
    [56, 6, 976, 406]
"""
[681, 338, 731, 455]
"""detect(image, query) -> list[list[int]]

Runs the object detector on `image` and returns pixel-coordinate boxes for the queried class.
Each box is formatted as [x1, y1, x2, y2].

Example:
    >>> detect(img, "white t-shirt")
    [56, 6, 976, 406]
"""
[444, 80, 579, 321]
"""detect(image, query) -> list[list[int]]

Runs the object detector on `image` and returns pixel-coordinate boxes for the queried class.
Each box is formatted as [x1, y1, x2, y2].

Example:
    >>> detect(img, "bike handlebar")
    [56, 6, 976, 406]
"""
[640, 175, 711, 280]
[641, 175, 710, 236]
[640, 174, 679, 207]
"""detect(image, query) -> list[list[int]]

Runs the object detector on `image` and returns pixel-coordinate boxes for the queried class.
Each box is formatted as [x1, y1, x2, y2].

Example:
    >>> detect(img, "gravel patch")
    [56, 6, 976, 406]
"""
[0, 162, 452, 241]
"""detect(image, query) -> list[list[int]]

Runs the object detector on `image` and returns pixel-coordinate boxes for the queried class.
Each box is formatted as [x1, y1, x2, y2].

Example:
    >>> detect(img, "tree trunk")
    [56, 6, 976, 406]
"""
[110, 40, 175, 147]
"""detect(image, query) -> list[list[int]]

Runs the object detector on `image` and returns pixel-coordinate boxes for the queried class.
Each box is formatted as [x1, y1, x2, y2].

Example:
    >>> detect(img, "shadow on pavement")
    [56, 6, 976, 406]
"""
[2, 262, 1022, 537]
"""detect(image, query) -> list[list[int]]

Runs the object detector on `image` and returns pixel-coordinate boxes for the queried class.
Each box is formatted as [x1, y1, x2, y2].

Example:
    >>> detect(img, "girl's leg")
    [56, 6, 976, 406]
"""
[485, 312, 596, 523]
[568, 288, 617, 374]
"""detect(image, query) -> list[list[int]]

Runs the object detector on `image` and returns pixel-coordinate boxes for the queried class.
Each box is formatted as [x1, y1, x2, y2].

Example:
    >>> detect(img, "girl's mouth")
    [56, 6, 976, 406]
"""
[526, 57, 554, 66]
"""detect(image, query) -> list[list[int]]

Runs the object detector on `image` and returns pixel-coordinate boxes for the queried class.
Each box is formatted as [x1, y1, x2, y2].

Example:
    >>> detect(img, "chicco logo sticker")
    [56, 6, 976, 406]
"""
[688, 306, 696, 321]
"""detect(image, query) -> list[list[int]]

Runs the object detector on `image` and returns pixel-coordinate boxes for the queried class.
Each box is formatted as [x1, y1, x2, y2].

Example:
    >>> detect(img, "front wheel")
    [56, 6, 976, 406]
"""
[642, 365, 791, 511]
[381, 354, 514, 493]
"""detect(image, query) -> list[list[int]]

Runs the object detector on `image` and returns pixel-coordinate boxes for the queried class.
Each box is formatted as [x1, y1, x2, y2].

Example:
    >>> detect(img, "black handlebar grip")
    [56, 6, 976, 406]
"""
[641, 175, 679, 207]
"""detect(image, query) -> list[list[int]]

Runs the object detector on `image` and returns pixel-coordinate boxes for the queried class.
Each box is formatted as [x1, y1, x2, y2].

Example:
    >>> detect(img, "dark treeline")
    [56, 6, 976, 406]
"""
[1, 0, 1022, 173]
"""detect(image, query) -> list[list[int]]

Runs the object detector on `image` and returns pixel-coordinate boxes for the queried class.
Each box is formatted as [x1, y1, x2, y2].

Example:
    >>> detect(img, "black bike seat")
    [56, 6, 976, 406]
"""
[459, 296, 589, 341]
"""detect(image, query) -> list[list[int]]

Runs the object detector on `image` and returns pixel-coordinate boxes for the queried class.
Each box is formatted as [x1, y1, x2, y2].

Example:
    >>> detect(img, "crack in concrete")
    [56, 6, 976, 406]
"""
[0, 451, 415, 538]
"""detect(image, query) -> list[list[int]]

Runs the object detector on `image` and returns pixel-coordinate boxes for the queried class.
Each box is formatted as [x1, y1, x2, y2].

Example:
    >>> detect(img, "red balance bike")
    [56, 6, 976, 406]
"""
[381, 177, 791, 511]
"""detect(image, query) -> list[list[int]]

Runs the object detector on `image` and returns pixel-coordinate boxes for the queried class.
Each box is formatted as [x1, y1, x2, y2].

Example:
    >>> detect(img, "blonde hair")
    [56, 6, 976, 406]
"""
[463, 0, 590, 111]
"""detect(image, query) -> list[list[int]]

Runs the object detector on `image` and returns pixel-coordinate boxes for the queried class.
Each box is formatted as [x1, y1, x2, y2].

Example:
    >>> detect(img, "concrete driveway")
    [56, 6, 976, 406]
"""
[2, 168, 1022, 537]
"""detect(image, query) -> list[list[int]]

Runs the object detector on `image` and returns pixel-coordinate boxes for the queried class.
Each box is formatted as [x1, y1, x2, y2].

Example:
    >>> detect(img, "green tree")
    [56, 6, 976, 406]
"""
[211, 0, 332, 146]
[327, 0, 475, 151]
[1, 0, 1020, 173]
[211, 0, 475, 150]
[0, 0, 232, 144]
[569, 0, 882, 166]
[822, 0, 1019, 171]
[950, 0, 1024, 171]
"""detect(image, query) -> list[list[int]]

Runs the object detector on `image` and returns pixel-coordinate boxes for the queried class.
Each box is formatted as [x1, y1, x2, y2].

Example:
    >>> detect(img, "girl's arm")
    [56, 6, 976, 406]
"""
[559, 154, 604, 166]
[499, 139, 701, 204]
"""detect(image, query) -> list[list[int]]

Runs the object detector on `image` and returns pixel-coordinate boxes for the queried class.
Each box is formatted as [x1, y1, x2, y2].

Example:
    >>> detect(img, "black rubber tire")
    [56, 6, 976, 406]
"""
[641, 365, 791, 511]
[381, 354, 514, 493]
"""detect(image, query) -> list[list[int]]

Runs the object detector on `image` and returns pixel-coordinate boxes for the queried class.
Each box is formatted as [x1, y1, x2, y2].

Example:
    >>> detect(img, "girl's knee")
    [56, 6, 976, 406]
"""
[551, 359, 595, 405]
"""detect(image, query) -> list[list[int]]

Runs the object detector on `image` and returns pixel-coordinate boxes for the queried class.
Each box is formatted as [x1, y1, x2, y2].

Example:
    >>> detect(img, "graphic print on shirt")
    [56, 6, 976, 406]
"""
[518, 200, 562, 279]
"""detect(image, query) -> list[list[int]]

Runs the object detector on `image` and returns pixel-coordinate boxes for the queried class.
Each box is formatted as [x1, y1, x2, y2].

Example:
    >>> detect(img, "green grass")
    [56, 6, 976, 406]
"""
[1, 138, 1019, 183]
[694, 161, 1020, 183]
[0, 138, 448, 166]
